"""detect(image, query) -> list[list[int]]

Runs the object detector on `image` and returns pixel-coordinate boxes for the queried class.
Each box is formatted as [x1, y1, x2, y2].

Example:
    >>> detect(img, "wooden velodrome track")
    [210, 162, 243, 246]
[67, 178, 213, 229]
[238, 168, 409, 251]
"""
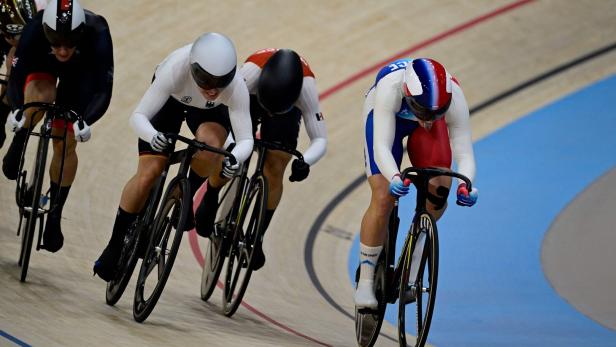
[1, 0, 616, 346]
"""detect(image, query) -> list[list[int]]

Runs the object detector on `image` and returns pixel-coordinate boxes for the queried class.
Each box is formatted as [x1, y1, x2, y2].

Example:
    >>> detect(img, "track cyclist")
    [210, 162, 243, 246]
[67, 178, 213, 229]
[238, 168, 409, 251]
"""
[355, 58, 478, 309]
[195, 48, 327, 270]
[93, 32, 254, 281]
[0, 0, 44, 148]
[3, 0, 113, 253]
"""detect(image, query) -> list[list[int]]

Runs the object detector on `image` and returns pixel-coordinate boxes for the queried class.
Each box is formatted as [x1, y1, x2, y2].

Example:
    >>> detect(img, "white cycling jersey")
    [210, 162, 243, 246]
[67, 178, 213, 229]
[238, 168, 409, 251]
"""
[368, 65, 476, 183]
[130, 44, 253, 164]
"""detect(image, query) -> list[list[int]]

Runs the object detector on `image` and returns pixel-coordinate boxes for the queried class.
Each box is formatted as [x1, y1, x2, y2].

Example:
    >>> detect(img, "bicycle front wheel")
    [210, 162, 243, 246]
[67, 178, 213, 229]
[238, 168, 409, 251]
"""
[201, 175, 240, 302]
[133, 179, 190, 323]
[18, 135, 49, 282]
[222, 175, 267, 317]
[398, 212, 439, 347]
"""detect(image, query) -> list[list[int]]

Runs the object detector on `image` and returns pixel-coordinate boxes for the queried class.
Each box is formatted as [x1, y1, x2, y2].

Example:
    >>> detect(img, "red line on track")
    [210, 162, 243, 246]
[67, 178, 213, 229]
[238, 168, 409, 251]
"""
[319, 0, 535, 101]
[187, 1, 534, 345]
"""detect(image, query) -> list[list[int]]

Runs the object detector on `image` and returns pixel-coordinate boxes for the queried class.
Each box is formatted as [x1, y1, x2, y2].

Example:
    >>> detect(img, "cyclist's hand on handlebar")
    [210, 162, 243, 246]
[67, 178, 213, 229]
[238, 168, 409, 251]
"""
[150, 132, 171, 152]
[73, 120, 91, 142]
[389, 174, 410, 197]
[221, 156, 239, 178]
[456, 182, 478, 207]
[8, 109, 24, 132]
[289, 159, 309, 182]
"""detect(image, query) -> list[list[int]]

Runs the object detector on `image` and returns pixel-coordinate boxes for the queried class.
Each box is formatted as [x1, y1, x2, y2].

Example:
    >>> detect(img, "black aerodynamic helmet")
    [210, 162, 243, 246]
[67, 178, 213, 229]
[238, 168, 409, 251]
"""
[257, 49, 304, 115]
[0, 0, 38, 35]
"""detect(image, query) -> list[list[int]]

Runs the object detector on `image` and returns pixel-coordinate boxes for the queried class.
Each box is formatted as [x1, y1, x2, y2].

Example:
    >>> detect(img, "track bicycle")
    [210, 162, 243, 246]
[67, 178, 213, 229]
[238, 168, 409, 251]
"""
[131, 133, 235, 323]
[199, 138, 304, 317]
[13, 102, 82, 282]
[355, 167, 473, 347]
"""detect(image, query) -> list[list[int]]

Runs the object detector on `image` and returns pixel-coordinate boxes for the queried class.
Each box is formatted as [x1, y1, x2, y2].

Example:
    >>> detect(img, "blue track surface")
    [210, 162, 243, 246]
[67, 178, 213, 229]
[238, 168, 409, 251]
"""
[348, 74, 616, 346]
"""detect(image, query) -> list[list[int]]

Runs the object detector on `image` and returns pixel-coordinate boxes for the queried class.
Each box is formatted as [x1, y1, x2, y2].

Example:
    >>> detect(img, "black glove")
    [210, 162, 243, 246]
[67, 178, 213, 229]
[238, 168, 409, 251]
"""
[289, 159, 310, 182]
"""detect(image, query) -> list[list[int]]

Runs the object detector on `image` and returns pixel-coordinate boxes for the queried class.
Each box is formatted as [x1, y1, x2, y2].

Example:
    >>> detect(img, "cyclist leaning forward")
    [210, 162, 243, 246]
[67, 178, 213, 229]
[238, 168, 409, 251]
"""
[0, 0, 44, 148]
[93, 32, 254, 281]
[355, 58, 479, 309]
[195, 48, 328, 270]
[3, 0, 113, 253]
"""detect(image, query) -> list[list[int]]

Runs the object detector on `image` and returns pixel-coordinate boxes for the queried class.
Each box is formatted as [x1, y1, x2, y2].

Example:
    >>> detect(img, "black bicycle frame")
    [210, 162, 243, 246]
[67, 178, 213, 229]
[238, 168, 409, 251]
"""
[385, 167, 472, 302]
[156, 133, 237, 202]
[252, 139, 305, 177]
[15, 103, 83, 246]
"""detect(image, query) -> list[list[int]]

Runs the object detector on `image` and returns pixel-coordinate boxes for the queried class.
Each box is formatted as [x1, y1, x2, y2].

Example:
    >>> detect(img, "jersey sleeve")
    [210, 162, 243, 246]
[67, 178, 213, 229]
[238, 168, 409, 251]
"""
[373, 73, 403, 182]
[129, 61, 178, 143]
[6, 12, 45, 108]
[81, 15, 114, 125]
[296, 76, 327, 166]
[445, 82, 476, 184]
[238, 61, 260, 94]
[225, 77, 254, 164]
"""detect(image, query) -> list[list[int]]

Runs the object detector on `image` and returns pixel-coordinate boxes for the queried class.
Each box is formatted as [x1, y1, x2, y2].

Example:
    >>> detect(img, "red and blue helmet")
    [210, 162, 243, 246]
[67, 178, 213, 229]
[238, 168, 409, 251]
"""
[402, 58, 452, 122]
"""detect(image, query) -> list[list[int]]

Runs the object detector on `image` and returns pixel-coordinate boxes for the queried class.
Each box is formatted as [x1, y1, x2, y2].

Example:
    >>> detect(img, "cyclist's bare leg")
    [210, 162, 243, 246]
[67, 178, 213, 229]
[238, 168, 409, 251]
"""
[2, 78, 56, 180]
[23, 78, 56, 128]
[263, 150, 292, 210]
[356, 173, 394, 308]
[360, 174, 394, 247]
[49, 128, 77, 185]
[250, 150, 292, 269]
[406, 167, 452, 285]
[119, 154, 168, 213]
[41, 130, 78, 252]
[192, 122, 230, 237]
[191, 121, 228, 187]
[93, 154, 168, 279]
[426, 169, 452, 220]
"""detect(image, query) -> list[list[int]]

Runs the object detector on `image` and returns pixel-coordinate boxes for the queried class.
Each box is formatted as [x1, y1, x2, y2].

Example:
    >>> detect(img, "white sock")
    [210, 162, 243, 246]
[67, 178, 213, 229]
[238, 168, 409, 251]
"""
[359, 243, 382, 282]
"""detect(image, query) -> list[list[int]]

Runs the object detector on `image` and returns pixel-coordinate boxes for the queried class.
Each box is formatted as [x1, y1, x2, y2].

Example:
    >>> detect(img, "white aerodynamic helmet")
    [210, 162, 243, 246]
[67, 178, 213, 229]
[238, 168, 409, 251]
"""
[42, 0, 86, 47]
[189, 32, 237, 90]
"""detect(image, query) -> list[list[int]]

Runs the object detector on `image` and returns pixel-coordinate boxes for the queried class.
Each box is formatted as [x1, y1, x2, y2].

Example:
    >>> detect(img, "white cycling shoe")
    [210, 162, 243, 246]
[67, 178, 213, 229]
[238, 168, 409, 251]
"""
[354, 279, 378, 309]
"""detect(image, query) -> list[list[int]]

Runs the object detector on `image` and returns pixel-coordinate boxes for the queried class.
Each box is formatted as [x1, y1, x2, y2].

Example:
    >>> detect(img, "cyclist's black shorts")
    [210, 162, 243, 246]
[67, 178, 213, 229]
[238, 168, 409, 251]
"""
[138, 96, 232, 155]
[250, 95, 301, 150]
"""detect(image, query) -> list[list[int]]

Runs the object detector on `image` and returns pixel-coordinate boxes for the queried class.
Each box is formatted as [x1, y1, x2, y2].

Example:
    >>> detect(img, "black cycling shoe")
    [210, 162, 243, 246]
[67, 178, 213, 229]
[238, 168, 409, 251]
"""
[251, 247, 266, 271]
[93, 243, 122, 282]
[195, 198, 217, 238]
[0, 127, 5, 149]
[2, 130, 27, 180]
[41, 215, 64, 253]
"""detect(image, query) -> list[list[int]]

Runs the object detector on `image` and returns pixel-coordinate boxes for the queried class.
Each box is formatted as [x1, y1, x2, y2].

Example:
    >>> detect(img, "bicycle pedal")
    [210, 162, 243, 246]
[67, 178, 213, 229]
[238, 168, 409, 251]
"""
[401, 286, 417, 304]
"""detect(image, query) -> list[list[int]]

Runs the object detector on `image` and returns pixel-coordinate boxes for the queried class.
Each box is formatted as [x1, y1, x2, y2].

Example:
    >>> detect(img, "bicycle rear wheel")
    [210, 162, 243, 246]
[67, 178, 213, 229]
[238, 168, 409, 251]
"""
[354, 253, 387, 347]
[221, 175, 267, 317]
[106, 219, 143, 306]
[200, 175, 241, 302]
[18, 135, 49, 282]
[133, 179, 189, 323]
[398, 212, 439, 347]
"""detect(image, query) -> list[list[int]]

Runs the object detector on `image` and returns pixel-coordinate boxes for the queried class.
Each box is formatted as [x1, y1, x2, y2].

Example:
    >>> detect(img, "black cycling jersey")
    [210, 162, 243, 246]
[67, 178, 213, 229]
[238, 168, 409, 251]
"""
[0, 38, 11, 68]
[7, 10, 113, 125]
